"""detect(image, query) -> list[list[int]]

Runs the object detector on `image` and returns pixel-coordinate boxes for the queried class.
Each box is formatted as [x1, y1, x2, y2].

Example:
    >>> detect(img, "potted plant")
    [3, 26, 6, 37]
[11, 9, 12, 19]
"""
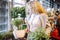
[11, 7, 26, 20]
[27, 27, 50, 40]
[13, 19, 23, 30]
[12, 23, 27, 39]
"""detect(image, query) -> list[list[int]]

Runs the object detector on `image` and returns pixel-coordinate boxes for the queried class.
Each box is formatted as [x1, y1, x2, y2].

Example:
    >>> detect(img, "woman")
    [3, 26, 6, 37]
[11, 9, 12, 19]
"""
[25, 0, 48, 32]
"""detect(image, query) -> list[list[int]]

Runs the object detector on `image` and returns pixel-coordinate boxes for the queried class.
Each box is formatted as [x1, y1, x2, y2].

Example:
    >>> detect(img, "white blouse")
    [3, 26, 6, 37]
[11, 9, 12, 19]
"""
[25, 13, 47, 32]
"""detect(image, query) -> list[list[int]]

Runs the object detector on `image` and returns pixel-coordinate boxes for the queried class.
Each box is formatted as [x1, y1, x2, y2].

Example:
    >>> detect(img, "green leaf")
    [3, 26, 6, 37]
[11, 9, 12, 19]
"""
[28, 27, 50, 40]
[11, 7, 26, 19]
[12, 19, 23, 29]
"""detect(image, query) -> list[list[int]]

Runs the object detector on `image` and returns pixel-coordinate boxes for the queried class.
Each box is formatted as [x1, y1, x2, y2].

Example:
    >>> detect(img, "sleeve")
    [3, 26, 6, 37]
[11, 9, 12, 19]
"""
[43, 14, 51, 28]
[43, 14, 49, 27]
[39, 14, 50, 28]
[39, 15, 45, 28]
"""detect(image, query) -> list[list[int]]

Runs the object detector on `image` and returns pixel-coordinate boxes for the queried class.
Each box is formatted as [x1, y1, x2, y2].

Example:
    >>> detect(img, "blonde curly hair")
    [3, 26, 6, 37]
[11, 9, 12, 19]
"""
[30, 1, 46, 14]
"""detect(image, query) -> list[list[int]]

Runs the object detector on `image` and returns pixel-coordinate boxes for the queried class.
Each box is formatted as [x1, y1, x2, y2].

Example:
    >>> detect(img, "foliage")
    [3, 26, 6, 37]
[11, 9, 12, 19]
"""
[0, 32, 13, 40]
[28, 27, 50, 40]
[20, 7, 26, 18]
[13, 19, 23, 29]
[11, 7, 19, 18]
[20, 24, 27, 30]
[11, 7, 26, 19]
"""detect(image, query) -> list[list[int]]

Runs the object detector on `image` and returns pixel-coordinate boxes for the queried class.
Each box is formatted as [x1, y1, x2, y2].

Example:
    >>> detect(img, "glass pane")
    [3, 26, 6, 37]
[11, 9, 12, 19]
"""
[0, 25, 8, 31]
[0, 17, 5, 23]
[0, 0, 8, 31]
